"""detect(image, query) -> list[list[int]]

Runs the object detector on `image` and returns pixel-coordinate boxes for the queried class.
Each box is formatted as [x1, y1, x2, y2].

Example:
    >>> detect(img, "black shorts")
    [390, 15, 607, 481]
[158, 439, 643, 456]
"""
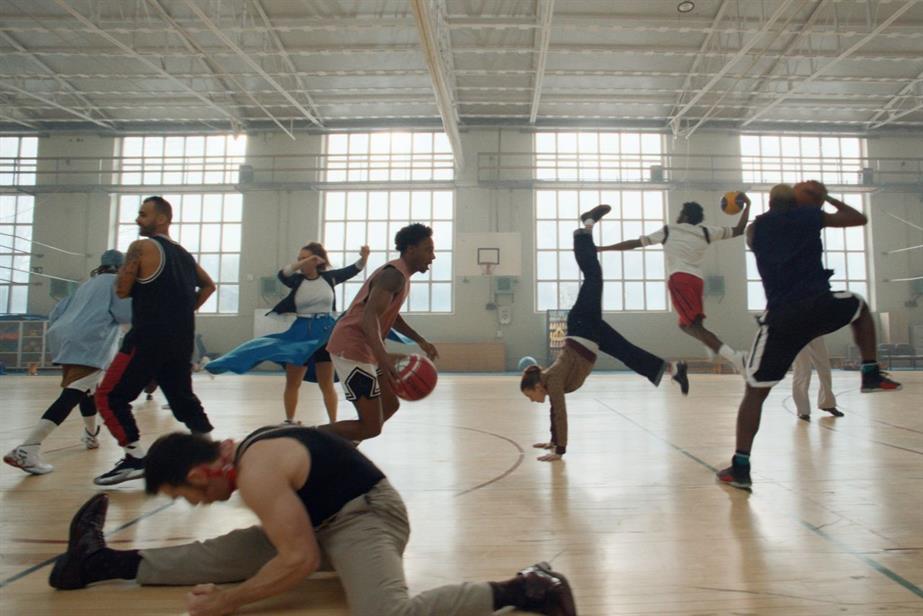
[746, 291, 865, 388]
[307, 345, 331, 365]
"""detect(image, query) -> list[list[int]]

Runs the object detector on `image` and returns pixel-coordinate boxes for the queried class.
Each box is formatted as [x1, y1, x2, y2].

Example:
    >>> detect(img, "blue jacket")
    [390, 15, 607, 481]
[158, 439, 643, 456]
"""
[46, 273, 132, 368]
[268, 261, 364, 316]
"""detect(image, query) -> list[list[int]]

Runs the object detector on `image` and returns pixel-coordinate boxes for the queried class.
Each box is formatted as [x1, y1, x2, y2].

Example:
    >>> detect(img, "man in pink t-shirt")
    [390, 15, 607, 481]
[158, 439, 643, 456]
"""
[325, 223, 439, 441]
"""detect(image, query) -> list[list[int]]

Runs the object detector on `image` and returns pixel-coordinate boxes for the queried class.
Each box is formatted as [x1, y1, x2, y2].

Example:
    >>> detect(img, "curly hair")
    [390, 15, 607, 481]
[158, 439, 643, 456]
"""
[394, 223, 433, 254]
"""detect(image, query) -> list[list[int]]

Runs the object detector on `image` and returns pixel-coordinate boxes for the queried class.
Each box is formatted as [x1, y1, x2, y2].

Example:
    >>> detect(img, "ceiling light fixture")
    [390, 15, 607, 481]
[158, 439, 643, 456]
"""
[677, 1, 696, 13]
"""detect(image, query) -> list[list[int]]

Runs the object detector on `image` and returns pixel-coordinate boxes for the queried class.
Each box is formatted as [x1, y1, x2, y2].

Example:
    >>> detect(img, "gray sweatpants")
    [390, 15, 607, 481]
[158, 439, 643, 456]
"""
[136, 479, 495, 616]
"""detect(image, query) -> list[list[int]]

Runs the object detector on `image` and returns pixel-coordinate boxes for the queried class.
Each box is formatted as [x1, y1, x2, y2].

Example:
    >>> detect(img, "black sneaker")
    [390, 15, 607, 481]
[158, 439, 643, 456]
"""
[580, 204, 611, 225]
[861, 368, 902, 393]
[93, 455, 145, 486]
[49, 493, 109, 590]
[821, 407, 845, 417]
[672, 360, 689, 395]
[717, 463, 751, 490]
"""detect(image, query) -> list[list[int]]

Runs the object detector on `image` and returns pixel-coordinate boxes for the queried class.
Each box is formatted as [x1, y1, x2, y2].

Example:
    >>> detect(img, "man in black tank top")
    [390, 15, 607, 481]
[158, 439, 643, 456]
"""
[49, 427, 577, 616]
[93, 196, 218, 487]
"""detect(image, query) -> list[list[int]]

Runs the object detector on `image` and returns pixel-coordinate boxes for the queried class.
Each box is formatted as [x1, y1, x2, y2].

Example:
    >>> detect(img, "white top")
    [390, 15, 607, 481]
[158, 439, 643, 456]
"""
[293, 275, 335, 316]
[640, 223, 734, 278]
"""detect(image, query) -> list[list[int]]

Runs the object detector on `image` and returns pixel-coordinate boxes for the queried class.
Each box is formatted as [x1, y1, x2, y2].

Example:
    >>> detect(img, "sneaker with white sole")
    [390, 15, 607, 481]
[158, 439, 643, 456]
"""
[80, 427, 100, 450]
[93, 455, 145, 486]
[4, 446, 53, 475]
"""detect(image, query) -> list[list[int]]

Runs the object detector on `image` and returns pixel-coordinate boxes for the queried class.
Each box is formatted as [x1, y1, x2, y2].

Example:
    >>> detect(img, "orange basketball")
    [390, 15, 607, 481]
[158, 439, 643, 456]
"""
[794, 182, 824, 207]
[720, 191, 747, 215]
[394, 354, 438, 401]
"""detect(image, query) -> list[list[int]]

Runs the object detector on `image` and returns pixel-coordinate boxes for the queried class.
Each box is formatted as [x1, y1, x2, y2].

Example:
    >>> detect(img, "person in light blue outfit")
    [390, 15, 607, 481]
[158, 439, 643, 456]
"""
[4, 250, 132, 475]
[207, 243, 368, 424]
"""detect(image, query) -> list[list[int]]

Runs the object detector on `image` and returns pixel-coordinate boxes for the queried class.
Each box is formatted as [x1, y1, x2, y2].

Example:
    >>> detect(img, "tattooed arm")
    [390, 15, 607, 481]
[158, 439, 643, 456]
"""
[115, 240, 146, 298]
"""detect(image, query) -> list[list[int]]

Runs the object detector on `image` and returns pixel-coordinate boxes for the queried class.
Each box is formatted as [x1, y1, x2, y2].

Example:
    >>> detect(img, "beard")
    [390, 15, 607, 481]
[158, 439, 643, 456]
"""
[138, 224, 156, 237]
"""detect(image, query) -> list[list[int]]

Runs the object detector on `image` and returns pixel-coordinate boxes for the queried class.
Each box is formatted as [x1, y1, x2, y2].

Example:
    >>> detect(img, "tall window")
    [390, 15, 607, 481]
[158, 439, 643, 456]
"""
[322, 190, 453, 312]
[0, 137, 38, 314]
[533, 131, 667, 312]
[325, 132, 453, 182]
[0, 194, 35, 314]
[744, 192, 868, 311]
[115, 134, 246, 313]
[321, 132, 454, 313]
[119, 135, 246, 185]
[115, 194, 242, 314]
[0, 136, 38, 186]
[536, 189, 667, 311]
[535, 132, 663, 181]
[740, 135, 865, 185]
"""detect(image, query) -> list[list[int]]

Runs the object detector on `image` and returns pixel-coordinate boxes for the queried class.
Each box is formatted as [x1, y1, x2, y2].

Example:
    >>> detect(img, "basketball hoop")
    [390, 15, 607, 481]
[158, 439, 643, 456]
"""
[477, 247, 500, 277]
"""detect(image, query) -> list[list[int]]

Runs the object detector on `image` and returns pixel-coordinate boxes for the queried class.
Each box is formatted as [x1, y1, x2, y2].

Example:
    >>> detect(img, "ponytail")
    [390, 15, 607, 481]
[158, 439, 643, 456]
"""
[520, 364, 543, 391]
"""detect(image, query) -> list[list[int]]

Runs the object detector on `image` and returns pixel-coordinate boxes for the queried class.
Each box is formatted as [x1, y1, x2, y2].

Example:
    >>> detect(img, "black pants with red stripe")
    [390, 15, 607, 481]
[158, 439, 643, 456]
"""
[96, 331, 213, 447]
[566, 230, 666, 385]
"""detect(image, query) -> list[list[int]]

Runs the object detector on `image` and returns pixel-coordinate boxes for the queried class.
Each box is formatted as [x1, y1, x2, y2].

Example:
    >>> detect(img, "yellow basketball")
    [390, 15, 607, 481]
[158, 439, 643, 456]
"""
[720, 191, 746, 215]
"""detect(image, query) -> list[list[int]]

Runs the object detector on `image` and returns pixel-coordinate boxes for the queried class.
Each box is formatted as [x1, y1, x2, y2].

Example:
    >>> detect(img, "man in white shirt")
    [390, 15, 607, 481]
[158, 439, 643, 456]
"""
[597, 200, 750, 372]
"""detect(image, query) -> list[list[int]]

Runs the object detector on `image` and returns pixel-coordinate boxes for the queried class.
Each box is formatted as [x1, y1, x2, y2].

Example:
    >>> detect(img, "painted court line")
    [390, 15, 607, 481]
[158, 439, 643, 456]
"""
[595, 398, 923, 600]
[0, 500, 175, 588]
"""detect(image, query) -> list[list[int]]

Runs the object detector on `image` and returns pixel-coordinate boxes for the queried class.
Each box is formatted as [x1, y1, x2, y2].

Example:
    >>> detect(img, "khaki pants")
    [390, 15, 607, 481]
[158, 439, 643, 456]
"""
[792, 337, 836, 417]
[137, 480, 494, 616]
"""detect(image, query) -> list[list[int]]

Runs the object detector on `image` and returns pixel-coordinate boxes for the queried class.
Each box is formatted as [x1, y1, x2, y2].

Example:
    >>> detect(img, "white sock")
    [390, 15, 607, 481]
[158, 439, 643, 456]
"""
[718, 344, 737, 362]
[22, 419, 57, 447]
[124, 442, 146, 458]
[584, 219, 594, 229]
[82, 415, 98, 434]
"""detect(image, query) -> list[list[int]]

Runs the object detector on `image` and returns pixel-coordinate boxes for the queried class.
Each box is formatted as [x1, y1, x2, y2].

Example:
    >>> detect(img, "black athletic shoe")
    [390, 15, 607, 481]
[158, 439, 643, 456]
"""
[861, 368, 902, 393]
[516, 561, 577, 616]
[49, 494, 108, 590]
[717, 463, 752, 490]
[93, 455, 145, 486]
[580, 204, 611, 225]
[822, 407, 845, 417]
[672, 360, 689, 395]
[798, 413, 811, 422]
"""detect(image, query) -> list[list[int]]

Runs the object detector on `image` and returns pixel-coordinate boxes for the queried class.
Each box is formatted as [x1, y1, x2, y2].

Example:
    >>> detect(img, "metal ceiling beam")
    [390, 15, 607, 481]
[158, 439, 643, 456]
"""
[866, 66, 923, 127]
[181, 0, 323, 127]
[145, 0, 292, 138]
[0, 82, 112, 127]
[0, 30, 115, 129]
[0, 110, 40, 130]
[869, 99, 923, 128]
[669, 0, 798, 128]
[743, 0, 832, 103]
[410, 0, 464, 169]
[742, 0, 920, 127]
[529, 0, 555, 124]
[668, 0, 729, 134]
[10, 44, 922, 63]
[52, 0, 241, 130]
[249, 0, 324, 126]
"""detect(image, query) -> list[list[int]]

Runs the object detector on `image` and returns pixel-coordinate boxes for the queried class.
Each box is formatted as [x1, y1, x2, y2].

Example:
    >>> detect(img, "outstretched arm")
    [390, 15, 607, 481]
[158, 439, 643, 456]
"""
[597, 239, 643, 252]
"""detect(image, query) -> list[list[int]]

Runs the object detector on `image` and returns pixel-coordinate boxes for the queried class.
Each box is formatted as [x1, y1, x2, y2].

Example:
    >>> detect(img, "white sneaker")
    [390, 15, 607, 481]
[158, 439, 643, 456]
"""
[3, 446, 53, 475]
[81, 427, 100, 449]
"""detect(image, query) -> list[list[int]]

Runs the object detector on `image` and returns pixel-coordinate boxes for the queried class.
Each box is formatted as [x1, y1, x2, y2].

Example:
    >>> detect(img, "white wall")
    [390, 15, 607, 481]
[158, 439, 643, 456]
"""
[24, 128, 923, 368]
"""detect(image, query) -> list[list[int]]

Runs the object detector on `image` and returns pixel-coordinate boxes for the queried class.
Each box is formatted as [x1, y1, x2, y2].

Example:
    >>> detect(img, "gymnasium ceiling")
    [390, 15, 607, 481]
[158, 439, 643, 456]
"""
[1, 0, 922, 138]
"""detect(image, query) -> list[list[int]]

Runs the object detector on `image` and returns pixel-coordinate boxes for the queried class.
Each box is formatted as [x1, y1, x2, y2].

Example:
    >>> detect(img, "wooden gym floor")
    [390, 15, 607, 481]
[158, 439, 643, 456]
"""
[1, 370, 921, 615]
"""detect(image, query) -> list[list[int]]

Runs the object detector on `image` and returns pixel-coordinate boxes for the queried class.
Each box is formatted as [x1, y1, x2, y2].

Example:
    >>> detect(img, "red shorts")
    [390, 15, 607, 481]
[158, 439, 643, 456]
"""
[668, 273, 705, 327]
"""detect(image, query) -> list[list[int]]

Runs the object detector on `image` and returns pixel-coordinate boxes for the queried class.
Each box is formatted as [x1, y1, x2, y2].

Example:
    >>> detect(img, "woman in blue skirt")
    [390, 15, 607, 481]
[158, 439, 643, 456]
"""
[207, 243, 368, 424]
